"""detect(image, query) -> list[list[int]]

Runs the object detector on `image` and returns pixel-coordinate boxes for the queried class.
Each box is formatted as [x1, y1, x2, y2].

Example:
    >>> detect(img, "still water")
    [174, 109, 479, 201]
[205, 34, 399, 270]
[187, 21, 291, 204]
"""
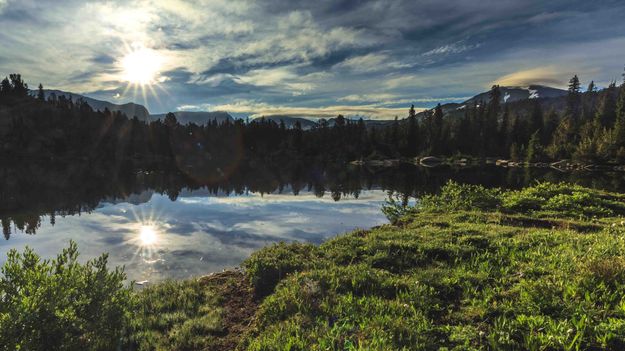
[1, 163, 624, 283]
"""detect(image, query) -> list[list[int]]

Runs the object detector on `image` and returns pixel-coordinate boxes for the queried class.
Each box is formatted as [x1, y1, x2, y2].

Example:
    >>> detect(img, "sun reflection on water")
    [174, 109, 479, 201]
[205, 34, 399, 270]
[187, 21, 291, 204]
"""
[129, 220, 165, 267]
[139, 225, 158, 246]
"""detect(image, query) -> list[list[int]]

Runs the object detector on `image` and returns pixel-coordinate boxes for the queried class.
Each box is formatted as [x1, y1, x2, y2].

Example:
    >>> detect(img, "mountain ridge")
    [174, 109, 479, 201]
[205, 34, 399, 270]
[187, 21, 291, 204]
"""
[41, 84, 570, 128]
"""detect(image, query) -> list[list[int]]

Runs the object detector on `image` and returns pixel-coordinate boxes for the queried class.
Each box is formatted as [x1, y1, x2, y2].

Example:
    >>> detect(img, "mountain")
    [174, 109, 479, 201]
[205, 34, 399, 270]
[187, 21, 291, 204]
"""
[463, 85, 567, 106]
[42, 90, 150, 121]
[418, 85, 568, 118]
[253, 115, 318, 130]
[150, 111, 234, 125]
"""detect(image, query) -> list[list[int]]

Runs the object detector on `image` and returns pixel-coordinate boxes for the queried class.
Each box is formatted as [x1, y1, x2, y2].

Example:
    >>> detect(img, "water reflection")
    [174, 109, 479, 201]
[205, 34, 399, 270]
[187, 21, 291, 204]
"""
[1, 162, 624, 282]
[138, 225, 158, 246]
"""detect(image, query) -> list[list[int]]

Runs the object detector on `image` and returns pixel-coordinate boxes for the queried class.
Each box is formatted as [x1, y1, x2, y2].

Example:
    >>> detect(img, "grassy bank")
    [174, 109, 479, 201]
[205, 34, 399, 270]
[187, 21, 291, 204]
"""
[2, 182, 625, 350]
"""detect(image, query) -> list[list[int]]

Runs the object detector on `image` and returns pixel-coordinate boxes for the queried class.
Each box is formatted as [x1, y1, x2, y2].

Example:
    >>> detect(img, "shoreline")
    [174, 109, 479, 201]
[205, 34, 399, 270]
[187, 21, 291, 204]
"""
[350, 156, 625, 172]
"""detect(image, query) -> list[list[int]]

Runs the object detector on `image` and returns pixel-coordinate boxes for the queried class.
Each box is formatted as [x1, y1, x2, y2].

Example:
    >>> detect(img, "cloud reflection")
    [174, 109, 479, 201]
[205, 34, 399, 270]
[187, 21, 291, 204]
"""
[0, 189, 390, 283]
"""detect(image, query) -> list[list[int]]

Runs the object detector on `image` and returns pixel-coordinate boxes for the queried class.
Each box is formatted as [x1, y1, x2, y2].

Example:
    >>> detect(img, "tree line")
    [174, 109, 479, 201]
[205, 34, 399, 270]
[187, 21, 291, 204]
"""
[1, 70, 625, 167]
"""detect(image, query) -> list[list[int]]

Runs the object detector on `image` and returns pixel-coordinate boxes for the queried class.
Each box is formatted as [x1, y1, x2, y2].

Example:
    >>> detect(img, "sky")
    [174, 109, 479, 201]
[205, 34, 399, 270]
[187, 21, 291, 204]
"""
[1, 0, 625, 119]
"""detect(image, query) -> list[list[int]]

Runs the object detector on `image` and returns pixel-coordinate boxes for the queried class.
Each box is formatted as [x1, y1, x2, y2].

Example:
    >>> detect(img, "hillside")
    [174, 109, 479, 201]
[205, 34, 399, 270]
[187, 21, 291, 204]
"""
[42, 90, 150, 120]
[418, 85, 568, 118]
[252, 115, 318, 130]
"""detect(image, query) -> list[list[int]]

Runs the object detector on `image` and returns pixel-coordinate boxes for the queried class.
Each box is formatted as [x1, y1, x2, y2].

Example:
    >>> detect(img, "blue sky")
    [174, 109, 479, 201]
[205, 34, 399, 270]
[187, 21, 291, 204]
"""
[1, 0, 625, 118]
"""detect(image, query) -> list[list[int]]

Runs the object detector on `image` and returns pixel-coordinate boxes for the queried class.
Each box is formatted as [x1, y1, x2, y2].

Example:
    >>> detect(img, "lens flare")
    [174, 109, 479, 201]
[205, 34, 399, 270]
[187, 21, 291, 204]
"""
[139, 225, 158, 246]
[121, 46, 163, 85]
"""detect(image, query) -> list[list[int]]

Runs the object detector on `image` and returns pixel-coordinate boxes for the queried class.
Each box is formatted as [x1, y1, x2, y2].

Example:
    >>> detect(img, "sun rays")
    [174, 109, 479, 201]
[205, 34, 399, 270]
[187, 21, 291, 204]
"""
[117, 42, 170, 111]
[124, 202, 168, 268]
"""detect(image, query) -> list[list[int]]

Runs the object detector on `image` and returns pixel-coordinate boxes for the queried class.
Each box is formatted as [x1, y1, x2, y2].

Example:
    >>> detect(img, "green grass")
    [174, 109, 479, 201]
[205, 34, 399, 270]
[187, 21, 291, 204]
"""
[239, 182, 625, 350]
[3, 181, 625, 350]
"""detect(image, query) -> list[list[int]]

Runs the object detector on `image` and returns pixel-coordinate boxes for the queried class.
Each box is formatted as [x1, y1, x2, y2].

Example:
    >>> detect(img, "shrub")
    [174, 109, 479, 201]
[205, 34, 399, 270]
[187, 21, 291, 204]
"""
[419, 181, 501, 212]
[0, 241, 132, 351]
[381, 192, 417, 224]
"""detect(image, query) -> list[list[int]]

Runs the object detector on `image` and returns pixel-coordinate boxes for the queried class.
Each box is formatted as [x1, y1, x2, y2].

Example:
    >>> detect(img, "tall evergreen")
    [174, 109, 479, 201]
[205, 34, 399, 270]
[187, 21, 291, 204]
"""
[37, 84, 45, 101]
[566, 75, 581, 121]
[594, 86, 617, 128]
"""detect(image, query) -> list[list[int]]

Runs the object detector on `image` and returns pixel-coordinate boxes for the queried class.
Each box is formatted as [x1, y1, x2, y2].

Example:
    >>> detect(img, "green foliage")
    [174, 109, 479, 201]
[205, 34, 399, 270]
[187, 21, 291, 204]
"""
[125, 279, 223, 351]
[501, 182, 625, 218]
[243, 242, 321, 297]
[241, 191, 625, 350]
[402, 180, 625, 220]
[381, 191, 417, 224]
[0, 241, 132, 351]
[419, 180, 502, 212]
[4, 183, 625, 350]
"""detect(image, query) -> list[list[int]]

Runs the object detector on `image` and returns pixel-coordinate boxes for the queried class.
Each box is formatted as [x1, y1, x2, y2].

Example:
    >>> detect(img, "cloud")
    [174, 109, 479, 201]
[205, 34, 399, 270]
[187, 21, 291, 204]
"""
[422, 42, 481, 57]
[2, 0, 625, 115]
[493, 67, 569, 87]
[210, 100, 419, 119]
[333, 53, 410, 73]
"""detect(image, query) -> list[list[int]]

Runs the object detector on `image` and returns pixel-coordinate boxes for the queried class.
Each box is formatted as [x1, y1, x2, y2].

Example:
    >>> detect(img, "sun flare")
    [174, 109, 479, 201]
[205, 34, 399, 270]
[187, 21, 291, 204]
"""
[139, 225, 158, 246]
[121, 46, 163, 85]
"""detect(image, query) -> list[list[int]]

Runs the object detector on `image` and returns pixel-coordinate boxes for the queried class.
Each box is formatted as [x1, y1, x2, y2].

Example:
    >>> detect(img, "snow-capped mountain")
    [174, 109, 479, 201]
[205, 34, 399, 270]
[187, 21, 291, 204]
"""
[462, 85, 567, 106]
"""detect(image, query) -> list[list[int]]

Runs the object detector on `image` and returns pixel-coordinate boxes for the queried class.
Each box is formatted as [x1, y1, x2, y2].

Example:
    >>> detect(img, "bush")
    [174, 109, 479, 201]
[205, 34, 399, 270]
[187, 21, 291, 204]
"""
[419, 181, 501, 212]
[243, 242, 321, 297]
[381, 192, 417, 224]
[0, 241, 132, 351]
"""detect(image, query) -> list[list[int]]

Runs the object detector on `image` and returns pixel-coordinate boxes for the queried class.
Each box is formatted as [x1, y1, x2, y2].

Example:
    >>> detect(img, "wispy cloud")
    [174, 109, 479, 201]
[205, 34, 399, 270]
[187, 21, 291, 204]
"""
[1, 0, 625, 115]
[210, 100, 419, 119]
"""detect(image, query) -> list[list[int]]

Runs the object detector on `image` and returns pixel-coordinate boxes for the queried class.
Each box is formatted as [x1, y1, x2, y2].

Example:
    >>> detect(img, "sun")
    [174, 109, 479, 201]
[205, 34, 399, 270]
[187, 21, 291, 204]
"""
[138, 225, 158, 246]
[121, 46, 163, 85]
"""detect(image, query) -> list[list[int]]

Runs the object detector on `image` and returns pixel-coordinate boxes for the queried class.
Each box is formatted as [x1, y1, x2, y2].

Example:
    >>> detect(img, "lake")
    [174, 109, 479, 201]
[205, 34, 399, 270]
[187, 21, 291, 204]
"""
[1, 162, 624, 283]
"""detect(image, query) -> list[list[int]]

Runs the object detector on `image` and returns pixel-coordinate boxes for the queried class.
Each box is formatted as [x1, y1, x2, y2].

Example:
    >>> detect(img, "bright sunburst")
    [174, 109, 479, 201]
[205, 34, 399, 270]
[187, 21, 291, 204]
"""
[139, 225, 158, 246]
[121, 45, 163, 86]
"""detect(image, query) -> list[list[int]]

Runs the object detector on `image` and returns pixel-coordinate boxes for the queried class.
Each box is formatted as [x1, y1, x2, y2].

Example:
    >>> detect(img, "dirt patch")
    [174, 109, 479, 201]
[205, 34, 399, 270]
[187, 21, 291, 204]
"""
[198, 270, 257, 351]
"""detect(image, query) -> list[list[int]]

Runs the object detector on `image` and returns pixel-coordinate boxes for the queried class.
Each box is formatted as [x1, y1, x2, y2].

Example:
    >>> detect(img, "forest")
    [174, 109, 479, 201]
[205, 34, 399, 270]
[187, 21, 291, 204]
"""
[1, 71, 625, 169]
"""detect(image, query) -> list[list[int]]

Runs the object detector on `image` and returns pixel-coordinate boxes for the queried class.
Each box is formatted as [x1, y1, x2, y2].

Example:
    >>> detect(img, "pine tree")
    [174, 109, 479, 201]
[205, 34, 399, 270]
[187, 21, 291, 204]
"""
[614, 81, 625, 151]
[594, 87, 617, 128]
[510, 143, 520, 162]
[37, 84, 45, 101]
[566, 75, 581, 121]
[0, 77, 11, 96]
[9, 74, 28, 96]
[486, 85, 501, 153]
[409, 104, 416, 119]
[406, 108, 419, 156]
[431, 104, 444, 154]
[587, 81, 596, 93]
[529, 100, 543, 135]
[525, 131, 541, 163]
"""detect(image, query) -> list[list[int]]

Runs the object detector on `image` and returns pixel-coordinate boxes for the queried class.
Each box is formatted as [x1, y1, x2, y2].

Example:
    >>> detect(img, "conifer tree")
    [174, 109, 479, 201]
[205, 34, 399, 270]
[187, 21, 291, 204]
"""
[566, 75, 581, 121]
[587, 81, 596, 93]
[37, 84, 45, 101]
[594, 86, 617, 128]
[526, 131, 541, 163]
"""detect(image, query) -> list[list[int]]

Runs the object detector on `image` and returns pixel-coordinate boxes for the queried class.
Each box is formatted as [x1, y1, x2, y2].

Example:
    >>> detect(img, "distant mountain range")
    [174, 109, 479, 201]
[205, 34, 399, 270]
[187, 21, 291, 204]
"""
[41, 90, 234, 125]
[150, 111, 233, 125]
[251, 115, 318, 130]
[41, 84, 569, 128]
[43, 90, 151, 121]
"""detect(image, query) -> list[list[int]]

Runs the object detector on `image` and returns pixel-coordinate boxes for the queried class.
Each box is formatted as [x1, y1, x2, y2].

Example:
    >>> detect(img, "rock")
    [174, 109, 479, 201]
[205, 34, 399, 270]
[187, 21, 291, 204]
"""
[420, 156, 442, 166]
[496, 159, 509, 166]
